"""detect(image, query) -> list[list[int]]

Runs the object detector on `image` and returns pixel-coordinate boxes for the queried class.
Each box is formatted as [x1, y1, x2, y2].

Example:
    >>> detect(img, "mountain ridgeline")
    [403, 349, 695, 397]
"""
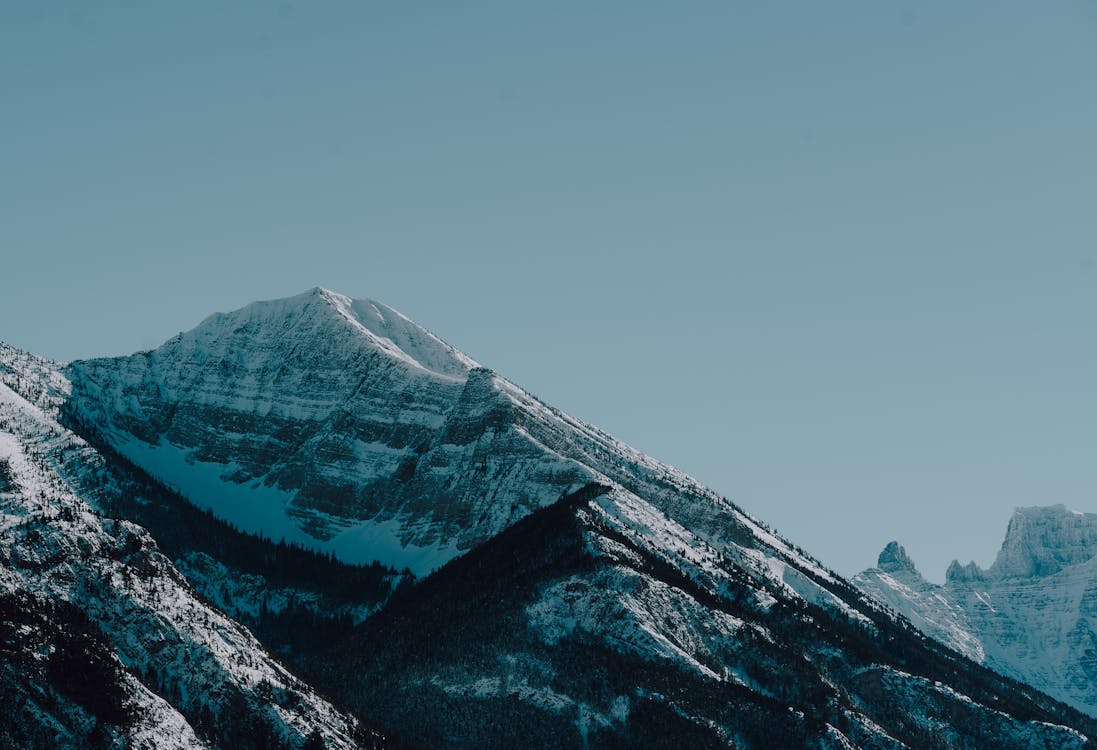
[856, 506, 1097, 719]
[1, 288, 1094, 748]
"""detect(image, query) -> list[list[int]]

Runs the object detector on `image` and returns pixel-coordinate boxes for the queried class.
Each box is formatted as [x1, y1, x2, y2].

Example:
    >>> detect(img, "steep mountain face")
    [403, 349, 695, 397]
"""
[49, 289, 1097, 747]
[65, 287, 837, 583]
[64, 289, 920, 613]
[0, 343, 381, 750]
[856, 506, 1097, 718]
[66, 288, 576, 575]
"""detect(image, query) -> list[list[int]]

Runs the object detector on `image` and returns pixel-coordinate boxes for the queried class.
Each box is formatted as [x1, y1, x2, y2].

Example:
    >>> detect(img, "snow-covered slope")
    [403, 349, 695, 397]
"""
[54, 289, 1097, 746]
[0, 343, 373, 750]
[853, 542, 986, 663]
[319, 483, 1095, 749]
[856, 506, 1097, 717]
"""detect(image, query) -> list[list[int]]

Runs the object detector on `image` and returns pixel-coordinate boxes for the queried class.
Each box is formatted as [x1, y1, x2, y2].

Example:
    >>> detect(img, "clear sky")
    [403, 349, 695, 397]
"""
[3, 2, 1096, 581]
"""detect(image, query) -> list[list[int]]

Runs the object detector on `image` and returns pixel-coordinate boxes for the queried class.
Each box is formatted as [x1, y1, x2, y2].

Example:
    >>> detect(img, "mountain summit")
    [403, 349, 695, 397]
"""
[202, 286, 478, 379]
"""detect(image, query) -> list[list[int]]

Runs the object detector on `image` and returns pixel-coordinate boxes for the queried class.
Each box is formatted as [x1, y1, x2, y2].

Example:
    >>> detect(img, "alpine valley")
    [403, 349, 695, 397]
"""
[1, 287, 1094, 749]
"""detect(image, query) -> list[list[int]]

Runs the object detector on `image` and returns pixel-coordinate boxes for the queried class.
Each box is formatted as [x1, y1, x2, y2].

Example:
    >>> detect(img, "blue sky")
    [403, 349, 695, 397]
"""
[3, 1, 1096, 580]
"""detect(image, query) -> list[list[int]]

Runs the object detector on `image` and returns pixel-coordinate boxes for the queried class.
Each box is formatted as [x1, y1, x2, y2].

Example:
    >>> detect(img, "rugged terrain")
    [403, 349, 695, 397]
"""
[2, 288, 1096, 747]
[0, 343, 392, 750]
[857, 506, 1097, 718]
[308, 482, 1097, 748]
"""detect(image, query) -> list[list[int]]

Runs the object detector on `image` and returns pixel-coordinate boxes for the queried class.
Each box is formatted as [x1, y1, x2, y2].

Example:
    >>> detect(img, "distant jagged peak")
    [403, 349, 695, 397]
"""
[945, 559, 985, 584]
[986, 504, 1097, 579]
[184, 286, 479, 381]
[877, 541, 920, 576]
[938, 505, 1097, 583]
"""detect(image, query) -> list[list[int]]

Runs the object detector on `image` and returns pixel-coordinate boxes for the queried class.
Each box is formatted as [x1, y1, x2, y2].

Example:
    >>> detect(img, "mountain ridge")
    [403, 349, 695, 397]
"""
[5, 289, 1097, 747]
[857, 504, 1097, 717]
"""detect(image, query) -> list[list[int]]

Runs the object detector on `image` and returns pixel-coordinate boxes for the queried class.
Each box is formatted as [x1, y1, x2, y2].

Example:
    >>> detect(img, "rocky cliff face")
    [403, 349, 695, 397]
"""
[990, 505, 1097, 578]
[0, 342, 378, 750]
[856, 505, 1097, 717]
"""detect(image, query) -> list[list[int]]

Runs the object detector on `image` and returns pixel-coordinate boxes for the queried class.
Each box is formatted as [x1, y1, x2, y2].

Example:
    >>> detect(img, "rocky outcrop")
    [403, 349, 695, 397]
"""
[877, 541, 918, 574]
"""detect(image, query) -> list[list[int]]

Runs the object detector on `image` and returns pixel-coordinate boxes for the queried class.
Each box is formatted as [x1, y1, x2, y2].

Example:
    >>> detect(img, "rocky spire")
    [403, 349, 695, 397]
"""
[877, 541, 919, 575]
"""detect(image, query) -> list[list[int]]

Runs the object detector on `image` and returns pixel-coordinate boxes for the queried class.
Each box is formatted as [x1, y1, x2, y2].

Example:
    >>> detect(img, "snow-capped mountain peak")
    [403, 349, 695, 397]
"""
[188, 286, 477, 382]
[313, 287, 479, 379]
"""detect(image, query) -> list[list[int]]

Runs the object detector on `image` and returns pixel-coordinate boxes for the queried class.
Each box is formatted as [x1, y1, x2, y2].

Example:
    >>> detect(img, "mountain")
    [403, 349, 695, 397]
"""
[36, 288, 1097, 747]
[64, 287, 841, 582]
[306, 483, 1096, 749]
[66, 287, 553, 575]
[856, 506, 1097, 718]
[0, 343, 393, 750]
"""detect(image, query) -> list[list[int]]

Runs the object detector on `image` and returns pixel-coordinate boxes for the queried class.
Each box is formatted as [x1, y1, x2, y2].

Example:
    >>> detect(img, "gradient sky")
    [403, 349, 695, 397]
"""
[3, 2, 1096, 581]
